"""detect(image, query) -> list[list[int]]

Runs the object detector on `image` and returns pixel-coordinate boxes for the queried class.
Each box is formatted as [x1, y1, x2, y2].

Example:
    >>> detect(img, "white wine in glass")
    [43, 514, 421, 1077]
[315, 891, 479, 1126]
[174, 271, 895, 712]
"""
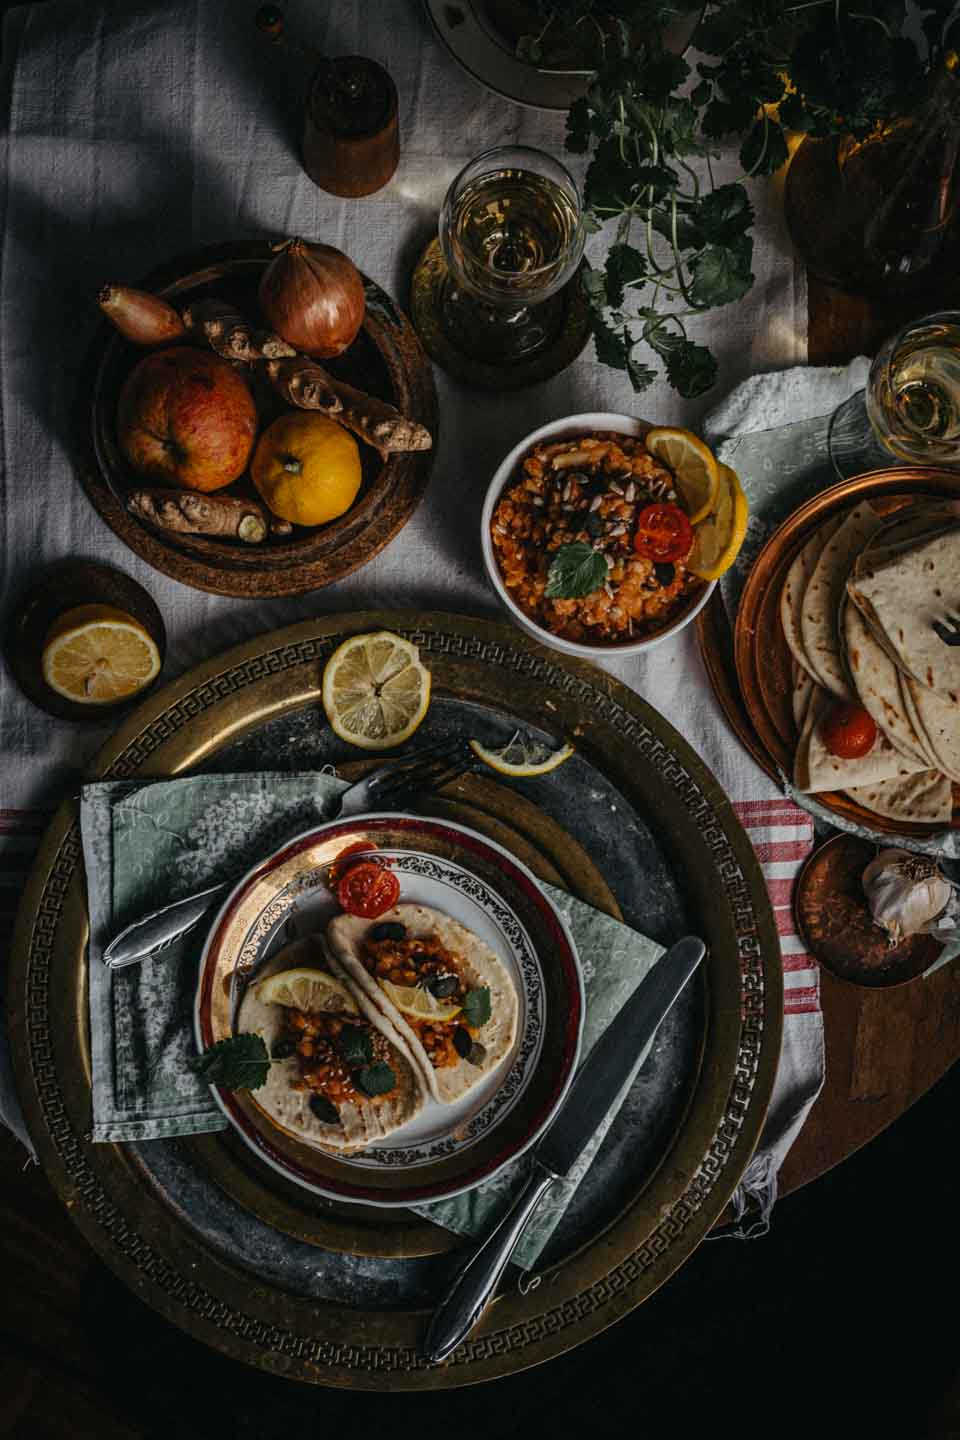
[829, 311, 960, 476]
[438, 146, 585, 362]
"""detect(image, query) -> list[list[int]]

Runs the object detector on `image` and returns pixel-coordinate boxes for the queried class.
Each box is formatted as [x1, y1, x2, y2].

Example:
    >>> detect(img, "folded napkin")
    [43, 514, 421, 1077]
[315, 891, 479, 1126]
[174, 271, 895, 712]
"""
[80, 770, 664, 1265]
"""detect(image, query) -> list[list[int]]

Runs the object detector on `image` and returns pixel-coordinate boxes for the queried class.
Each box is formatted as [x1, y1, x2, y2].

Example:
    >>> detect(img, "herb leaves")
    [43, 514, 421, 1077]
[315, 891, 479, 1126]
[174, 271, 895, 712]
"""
[190, 1033, 271, 1092]
[546, 543, 609, 599]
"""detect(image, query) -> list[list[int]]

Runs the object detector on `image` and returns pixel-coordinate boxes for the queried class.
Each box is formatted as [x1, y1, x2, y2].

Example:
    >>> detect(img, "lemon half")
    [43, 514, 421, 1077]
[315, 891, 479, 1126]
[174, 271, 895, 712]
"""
[380, 979, 461, 1024]
[644, 426, 720, 524]
[41, 604, 161, 705]
[687, 464, 749, 581]
[257, 967, 359, 1015]
[322, 631, 432, 750]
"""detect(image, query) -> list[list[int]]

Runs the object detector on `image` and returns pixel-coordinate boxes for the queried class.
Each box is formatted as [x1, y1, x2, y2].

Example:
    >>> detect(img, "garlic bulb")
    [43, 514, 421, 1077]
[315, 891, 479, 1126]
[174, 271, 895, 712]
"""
[861, 848, 954, 946]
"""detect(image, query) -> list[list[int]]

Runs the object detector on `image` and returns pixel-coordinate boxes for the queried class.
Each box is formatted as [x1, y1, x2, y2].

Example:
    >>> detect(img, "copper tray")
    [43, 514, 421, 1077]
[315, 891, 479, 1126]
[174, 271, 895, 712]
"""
[8, 611, 781, 1389]
[82, 240, 437, 598]
[699, 467, 960, 837]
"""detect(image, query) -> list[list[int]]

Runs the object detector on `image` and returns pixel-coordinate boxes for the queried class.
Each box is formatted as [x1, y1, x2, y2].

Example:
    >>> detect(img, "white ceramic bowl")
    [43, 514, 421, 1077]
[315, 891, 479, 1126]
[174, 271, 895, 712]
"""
[481, 412, 716, 660]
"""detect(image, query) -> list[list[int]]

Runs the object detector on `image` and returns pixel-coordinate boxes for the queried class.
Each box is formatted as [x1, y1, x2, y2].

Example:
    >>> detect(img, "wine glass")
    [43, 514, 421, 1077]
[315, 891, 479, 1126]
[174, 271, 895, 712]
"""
[828, 310, 960, 477]
[437, 145, 586, 362]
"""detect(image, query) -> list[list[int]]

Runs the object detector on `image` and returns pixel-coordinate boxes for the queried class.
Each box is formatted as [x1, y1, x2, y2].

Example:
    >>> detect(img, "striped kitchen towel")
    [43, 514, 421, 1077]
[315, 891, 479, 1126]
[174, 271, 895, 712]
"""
[723, 798, 825, 1237]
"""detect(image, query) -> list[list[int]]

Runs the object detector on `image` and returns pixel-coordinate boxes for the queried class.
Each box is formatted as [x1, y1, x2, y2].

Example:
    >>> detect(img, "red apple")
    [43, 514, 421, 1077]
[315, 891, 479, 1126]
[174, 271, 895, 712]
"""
[116, 346, 258, 493]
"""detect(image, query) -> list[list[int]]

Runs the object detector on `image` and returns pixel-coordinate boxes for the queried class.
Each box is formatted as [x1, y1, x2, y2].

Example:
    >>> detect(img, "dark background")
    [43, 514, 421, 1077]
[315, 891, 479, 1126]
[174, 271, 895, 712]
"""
[3, 1061, 960, 1439]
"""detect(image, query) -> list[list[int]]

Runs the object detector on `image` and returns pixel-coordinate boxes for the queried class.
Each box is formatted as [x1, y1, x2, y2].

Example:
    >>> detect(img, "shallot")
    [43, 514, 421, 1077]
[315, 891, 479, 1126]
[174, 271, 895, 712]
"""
[258, 238, 365, 358]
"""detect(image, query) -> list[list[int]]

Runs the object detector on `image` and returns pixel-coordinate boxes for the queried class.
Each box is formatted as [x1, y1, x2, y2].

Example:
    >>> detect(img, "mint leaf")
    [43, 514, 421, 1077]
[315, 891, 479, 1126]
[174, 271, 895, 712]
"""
[665, 340, 717, 399]
[191, 1033, 270, 1092]
[688, 241, 754, 308]
[357, 1061, 396, 1097]
[546, 544, 609, 601]
[463, 987, 492, 1029]
[604, 243, 647, 308]
[627, 356, 658, 392]
[740, 118, 790, 177]
[590, 314, 631, 370]
[336, 1024, 373, 1065]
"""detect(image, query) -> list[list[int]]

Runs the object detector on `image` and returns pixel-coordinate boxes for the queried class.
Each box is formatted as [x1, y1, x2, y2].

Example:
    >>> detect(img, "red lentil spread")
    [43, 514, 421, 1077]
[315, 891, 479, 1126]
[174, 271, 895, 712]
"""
[283, 1011, 393, 1104]
[490, 433, 703, 644]
[363, 934, 472, 1070]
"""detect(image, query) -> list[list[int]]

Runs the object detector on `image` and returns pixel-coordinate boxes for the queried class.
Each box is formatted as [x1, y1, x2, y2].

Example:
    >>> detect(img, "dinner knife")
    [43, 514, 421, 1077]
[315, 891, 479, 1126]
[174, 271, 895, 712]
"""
[422, 934, 706, 1365]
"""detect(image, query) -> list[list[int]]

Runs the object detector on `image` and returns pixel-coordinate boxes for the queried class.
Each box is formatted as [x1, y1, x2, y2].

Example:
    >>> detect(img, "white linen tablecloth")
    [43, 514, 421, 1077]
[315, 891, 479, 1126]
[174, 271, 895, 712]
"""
[0, 0, 818, 1220]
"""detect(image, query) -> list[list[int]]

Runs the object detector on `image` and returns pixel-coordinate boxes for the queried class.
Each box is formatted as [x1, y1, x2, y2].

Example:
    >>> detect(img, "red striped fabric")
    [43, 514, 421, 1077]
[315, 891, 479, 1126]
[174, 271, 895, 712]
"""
[733, 799, 820, 1018]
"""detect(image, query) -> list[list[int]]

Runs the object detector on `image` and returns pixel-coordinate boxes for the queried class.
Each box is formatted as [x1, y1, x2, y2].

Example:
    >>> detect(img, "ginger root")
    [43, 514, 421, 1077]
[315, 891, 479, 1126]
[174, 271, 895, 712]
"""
[265, 358, 432, 459]
[128, 488, 271, 543]
[181, 300, 297, 364]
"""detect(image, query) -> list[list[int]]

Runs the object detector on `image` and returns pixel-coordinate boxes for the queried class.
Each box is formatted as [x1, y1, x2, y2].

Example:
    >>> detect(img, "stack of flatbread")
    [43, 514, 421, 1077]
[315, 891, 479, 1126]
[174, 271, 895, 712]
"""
[780, 497, 960, 827]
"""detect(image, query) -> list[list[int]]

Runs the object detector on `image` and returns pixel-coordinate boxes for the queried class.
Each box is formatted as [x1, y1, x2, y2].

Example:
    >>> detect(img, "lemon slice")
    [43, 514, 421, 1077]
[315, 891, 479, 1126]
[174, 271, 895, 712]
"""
[257, 967, 359, 1015]
[644, 427, 721, 524]
[687, 464, 749, 581]
[380, 979, 461, 1024]
[322, 631, 432, 750]
[41, 604, 161, 705]
[469, 731, 574, 778]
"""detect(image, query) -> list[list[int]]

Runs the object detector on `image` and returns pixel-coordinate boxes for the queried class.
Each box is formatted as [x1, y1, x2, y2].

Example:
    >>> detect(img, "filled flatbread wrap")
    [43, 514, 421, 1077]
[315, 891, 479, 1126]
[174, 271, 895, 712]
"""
[327, 904, 520, 1105]
[237, 935, 426, 1153]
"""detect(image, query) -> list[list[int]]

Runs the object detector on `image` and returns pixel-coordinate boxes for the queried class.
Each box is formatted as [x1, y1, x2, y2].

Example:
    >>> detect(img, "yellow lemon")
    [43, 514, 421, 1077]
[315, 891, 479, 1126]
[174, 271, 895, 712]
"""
[380, 980, 462, 1024]
[644, 427, 721, 524]
[251, 412, 361, 526]
[257, 967, 359, 1015]
[687, 464, 749, 581]
[41, 604, 161, 705]
[322, 631, 432, 750]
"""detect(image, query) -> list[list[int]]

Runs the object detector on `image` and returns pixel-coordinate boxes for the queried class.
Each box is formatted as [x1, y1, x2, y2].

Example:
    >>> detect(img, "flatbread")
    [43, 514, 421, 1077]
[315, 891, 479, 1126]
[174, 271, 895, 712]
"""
[847, 526, 960, 700]
[904, 674, 960, 783]
[792, 659, 817, 732]
[852, 501, 960, 578]
[842, 599, 931, 765]
[328, 904, 520, 1106]
[795, 689, 928, 794]
[800, 503, 887, 699]
[780, 516, 842, 683]
[843, 769, 954, 825]
[237, 938, 425, 1153]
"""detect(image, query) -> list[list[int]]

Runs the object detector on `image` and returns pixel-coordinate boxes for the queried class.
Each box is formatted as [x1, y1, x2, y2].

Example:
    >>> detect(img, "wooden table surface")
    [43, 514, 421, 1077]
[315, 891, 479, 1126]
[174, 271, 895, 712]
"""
[773, 274, 960, 1199]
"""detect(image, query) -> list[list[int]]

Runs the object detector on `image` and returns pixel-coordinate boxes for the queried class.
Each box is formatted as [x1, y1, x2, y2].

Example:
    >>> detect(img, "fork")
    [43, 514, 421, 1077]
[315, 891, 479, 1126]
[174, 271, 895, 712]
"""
[100, 739, 473, 969]
[931, 611, 960, 646]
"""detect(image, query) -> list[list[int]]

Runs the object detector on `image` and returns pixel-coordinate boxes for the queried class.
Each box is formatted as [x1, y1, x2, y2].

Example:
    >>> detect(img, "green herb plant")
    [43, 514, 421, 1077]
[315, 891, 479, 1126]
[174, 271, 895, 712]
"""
[517, 0, 959, 397]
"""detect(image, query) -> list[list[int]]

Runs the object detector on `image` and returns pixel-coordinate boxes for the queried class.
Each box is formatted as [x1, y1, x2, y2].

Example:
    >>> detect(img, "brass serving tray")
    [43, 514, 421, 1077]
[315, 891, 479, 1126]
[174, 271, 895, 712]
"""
[8, 611, 781, 1390]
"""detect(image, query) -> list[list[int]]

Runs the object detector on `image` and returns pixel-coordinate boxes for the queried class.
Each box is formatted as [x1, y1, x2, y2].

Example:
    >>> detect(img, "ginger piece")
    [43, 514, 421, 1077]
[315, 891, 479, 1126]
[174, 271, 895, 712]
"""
[266, 358, 432, 459]
[181, 300, 297, 364]
[127, 488, 270, 543]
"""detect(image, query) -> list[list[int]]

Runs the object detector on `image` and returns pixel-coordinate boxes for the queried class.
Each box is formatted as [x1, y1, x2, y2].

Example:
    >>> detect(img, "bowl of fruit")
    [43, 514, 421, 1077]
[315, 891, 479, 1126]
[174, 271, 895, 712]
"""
[86, 237, 438, 598]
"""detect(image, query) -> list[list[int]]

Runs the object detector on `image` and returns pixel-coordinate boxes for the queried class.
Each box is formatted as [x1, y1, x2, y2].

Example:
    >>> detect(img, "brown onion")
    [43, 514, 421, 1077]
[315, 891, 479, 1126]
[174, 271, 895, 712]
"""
[258, 238, 365, 358]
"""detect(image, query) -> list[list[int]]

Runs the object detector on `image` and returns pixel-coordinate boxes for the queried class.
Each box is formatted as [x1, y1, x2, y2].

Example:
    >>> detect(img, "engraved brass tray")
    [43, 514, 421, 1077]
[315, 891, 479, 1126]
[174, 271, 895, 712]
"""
[9, 611, 781, 1389]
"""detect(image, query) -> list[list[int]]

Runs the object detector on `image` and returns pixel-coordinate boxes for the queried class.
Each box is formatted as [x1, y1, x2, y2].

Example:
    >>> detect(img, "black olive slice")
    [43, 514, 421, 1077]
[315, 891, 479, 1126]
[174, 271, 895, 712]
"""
[309, 1094, 340, 1125]
[426, 974, 459, 999]
[370, 921, 406, 941]
[453, 1026, 473, 1059]
[270, 1037, 297, 1061]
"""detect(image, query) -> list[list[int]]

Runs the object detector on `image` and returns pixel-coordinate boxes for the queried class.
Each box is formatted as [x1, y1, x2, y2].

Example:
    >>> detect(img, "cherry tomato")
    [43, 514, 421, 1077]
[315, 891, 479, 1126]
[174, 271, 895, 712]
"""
[328, 840, 379, 886]
[337, 861, 400, 919]
[633, 503, 694, 562]
[822, 703, 877, 759]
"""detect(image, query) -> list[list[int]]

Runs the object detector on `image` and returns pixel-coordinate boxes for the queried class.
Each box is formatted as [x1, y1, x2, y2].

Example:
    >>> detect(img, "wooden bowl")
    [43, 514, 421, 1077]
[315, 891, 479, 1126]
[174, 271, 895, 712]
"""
[4, 559, 167, 722]
[81, 240, 438, 598]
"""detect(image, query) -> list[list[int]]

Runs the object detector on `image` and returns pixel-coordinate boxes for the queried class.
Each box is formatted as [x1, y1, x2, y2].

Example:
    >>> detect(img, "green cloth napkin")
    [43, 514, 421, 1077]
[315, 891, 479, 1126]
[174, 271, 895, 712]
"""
[80, 772, 663, 1265]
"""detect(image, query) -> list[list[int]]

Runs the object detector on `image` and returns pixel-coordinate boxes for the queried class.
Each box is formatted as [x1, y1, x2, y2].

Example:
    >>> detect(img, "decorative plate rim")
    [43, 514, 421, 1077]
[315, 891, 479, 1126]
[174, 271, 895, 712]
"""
[195, 812, 584, 1206]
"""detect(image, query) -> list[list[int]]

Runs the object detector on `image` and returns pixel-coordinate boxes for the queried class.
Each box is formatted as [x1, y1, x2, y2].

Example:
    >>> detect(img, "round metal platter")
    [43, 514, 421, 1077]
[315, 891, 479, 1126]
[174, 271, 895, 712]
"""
[423, 0, 702, 112]
[9, 610, 781, 1390]
[197, 814, 584, 1206]
[729, 469, 960, 837]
